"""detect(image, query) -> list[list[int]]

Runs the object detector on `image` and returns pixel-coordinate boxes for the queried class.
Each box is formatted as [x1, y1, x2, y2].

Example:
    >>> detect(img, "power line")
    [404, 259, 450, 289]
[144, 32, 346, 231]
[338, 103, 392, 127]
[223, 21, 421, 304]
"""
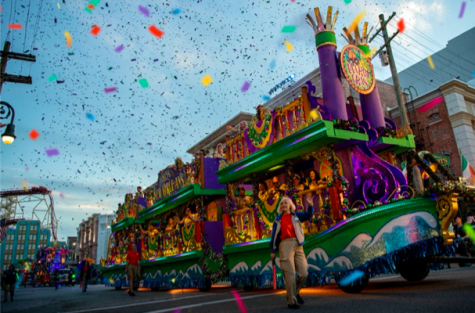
[21, 0, 33, 76]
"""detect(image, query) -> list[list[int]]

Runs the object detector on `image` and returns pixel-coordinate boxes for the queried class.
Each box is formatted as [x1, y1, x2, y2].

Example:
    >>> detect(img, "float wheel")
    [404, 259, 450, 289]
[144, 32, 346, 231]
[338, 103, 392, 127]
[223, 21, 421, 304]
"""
[396, 261, 430, 282]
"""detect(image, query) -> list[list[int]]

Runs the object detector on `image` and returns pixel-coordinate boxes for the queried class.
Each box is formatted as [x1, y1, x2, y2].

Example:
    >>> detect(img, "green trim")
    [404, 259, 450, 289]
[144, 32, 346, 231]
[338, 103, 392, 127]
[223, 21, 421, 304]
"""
[357, 44, 370, 55]
[100, 249, 204, 274]
[223, 238, 271, 255]
[375, 135, 415, 155]
[111, 217, 144, 232]
[138, 184, 226, 220]
[217, 120, 368, 184]
[315, 31, 336, 48]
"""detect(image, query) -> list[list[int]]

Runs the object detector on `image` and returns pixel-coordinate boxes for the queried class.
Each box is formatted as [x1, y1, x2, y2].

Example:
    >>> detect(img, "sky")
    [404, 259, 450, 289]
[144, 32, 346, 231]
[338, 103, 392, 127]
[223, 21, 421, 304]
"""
[0, 0, 474, 241]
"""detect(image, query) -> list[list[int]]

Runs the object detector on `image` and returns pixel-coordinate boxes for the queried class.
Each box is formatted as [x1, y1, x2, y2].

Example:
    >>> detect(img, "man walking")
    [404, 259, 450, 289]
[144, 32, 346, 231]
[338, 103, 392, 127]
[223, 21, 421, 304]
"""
[2, 265, 17, 302]
[125, 243, 141, 296]
[78, 260, 91, 292]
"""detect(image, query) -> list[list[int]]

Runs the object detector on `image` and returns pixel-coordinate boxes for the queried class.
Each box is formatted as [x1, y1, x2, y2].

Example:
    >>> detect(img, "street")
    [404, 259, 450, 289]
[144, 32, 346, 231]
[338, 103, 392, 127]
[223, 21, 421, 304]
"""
[2, 266, 475, 313]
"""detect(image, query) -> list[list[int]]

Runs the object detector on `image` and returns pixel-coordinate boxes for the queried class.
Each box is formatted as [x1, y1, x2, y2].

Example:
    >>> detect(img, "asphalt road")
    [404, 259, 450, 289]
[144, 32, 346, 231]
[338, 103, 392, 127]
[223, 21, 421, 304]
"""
[2, 266, 475, 313]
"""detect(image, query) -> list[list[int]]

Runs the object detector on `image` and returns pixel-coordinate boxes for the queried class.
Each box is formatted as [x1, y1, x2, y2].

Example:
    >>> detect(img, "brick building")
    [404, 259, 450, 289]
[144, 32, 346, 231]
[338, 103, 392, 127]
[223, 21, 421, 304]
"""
[389, 79, 475, 176]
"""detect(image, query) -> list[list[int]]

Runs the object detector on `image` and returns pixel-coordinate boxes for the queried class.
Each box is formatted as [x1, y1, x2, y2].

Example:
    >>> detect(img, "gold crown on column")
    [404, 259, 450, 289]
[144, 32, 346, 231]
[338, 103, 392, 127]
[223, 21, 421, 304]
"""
[306, 6, 339, 34]
[341, 22, 373, 46]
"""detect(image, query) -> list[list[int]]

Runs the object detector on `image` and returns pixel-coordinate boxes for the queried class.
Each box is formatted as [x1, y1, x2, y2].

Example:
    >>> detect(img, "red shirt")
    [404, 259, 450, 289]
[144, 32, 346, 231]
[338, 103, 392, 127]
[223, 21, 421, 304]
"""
[280, 214, 296, 240]
[126, 250, 141, 265]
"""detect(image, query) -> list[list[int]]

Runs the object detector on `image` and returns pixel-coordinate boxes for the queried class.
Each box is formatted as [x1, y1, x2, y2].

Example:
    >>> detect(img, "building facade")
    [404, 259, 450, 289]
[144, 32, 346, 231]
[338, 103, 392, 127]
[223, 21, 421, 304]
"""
[96, 214, 116, 264]
[76, 213, 116, 264]
[67, 236, 77, 264]
[0, 220, 51, 270]
[390, 79, 475, 176]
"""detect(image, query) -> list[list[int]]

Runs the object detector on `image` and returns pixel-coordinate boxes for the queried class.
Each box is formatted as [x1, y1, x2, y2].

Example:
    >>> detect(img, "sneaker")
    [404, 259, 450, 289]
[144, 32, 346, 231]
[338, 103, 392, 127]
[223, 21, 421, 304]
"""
[288, 303, 300, 309]
[128, 291, 133, 296]
[131, 292, 136, 296]
[296, 295, 304, 304]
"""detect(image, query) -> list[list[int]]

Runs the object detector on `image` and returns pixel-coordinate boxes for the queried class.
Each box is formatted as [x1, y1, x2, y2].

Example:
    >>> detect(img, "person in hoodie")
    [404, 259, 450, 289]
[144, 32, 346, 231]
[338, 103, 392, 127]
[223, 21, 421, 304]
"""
[270, 196, 314, 310]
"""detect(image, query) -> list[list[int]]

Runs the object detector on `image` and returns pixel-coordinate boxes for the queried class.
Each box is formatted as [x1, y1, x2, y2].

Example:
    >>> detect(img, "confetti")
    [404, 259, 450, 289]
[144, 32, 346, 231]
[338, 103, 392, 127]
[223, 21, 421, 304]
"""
[45, 148, 60, 157]
[344, 0, 352, 4]
[139, 78, 149, 88]
[262, 95, 270, 101]
[57, 3, 60, 9]
[138, 5, 149, 17]
[64, 31, 72, 47]
[284, 39, 293, 52]
[366, 46, 377, 58]
[463, 223, 475, 242]
[201, 74, 213, 87]
[29, 129, 40, 140]
[87, 4, 95, 10]
[115, 45, 124, 53]
[397, 18, 405, 33]
[459, 2, 466, 18]
[281, 26, 296, 33]
[104, 87, 117, 93]
[8, 24, 23, 29]
[417, 96, 443, 112]
[60, 193, 65, 198]
[348, 11, 366, 32]
[172, 8, 181, 15]
[269, 60, 276, 70]
[22, 180, 28, 191]
[48, 74, 57, 82]
[241, 81, 251, 92]
[232, 290, 247, 313]
[338, 270, 365, 286]
[86, 113, 95, 121]
[91, 25, 101, 36]
[427, 55, 435, 69]
[148, 25, 164, 38]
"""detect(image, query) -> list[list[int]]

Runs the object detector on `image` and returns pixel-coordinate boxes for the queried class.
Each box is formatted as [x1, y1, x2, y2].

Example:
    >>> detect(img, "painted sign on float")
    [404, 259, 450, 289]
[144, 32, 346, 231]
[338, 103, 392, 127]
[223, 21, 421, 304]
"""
[340, 45, 376, 94]
[151, 167, 188, 201]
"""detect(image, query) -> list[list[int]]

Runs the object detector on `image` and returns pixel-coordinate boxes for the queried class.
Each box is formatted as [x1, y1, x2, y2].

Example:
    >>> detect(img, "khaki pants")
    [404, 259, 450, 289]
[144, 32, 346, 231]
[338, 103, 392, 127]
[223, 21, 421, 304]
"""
[279, 238, 308, 305]
[127, 264, 139, 279]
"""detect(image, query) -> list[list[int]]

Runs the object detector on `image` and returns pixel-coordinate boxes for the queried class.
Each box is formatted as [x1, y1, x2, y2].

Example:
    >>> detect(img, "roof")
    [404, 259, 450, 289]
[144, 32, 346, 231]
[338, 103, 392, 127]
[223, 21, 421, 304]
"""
[186, 111, 253, 154]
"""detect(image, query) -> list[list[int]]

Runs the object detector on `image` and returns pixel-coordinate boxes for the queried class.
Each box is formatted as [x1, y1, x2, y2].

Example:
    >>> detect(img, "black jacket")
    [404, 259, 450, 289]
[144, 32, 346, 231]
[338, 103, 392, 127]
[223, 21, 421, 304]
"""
[3, 269, 17, 285]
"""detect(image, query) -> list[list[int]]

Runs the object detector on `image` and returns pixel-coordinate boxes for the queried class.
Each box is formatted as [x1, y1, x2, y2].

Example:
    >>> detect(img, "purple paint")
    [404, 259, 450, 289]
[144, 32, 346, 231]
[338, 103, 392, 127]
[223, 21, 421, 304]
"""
[360, 85, 386, 128]
[317, 46, 348, 120]
[204, 221, 224, 253]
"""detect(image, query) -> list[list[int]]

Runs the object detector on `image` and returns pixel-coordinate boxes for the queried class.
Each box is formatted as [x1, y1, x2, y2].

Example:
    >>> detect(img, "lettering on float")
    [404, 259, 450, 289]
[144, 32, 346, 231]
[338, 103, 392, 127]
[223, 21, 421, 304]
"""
[152, 167, 188, 201]
[340, 45, 375, 94]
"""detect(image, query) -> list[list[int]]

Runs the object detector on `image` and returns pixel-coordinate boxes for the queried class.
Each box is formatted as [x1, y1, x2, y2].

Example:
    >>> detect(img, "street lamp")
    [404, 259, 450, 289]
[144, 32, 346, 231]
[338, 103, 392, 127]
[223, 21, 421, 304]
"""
[0, 101, 16, 145]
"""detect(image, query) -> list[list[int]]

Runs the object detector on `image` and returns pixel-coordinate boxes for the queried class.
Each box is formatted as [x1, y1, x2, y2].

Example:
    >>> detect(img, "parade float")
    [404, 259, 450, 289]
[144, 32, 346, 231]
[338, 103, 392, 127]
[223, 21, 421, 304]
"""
[101, 6, 471, 293]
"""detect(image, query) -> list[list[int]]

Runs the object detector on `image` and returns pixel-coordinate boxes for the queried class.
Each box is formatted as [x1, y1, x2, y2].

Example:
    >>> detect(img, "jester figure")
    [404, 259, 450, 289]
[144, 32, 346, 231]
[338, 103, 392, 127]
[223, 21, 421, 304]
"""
[178, 207, 200, 251]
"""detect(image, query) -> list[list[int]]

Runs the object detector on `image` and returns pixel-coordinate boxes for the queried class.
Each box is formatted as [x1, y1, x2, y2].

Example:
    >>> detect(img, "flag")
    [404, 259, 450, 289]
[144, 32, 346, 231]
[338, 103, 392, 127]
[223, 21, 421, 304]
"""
[462, 155, 475, 185]
[0, 219, 7, 243]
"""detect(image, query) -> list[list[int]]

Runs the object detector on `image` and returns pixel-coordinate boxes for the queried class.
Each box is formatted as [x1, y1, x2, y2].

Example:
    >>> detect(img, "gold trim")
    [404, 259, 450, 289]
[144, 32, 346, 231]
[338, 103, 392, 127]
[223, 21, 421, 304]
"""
[316, 42, 337, 51]
[396, 123, 413, 138]
[436, 192, 458, 245]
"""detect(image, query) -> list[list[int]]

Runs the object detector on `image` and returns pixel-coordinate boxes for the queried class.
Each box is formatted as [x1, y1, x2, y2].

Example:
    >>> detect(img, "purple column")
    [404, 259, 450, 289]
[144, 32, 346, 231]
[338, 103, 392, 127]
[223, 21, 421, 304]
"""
[317, 45, 348, 120]
[357, 44, 385, 129]
[360, 87, 386, 128]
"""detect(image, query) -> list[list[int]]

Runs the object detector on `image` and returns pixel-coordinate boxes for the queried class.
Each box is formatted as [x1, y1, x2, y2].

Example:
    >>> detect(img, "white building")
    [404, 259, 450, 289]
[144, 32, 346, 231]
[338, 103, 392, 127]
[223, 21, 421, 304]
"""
[96, 213, 116, 264]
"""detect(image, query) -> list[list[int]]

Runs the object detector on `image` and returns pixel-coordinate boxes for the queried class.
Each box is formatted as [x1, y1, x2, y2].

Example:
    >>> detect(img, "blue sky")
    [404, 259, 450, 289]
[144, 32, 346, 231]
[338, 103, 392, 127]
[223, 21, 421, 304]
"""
[1, 0, 473, 241]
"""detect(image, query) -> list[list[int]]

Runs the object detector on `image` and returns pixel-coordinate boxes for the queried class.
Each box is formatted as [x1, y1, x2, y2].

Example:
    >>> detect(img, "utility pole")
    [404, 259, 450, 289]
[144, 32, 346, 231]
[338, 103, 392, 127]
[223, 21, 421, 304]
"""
[0, 41, 36, 94]
[370, 12, 408, 126]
